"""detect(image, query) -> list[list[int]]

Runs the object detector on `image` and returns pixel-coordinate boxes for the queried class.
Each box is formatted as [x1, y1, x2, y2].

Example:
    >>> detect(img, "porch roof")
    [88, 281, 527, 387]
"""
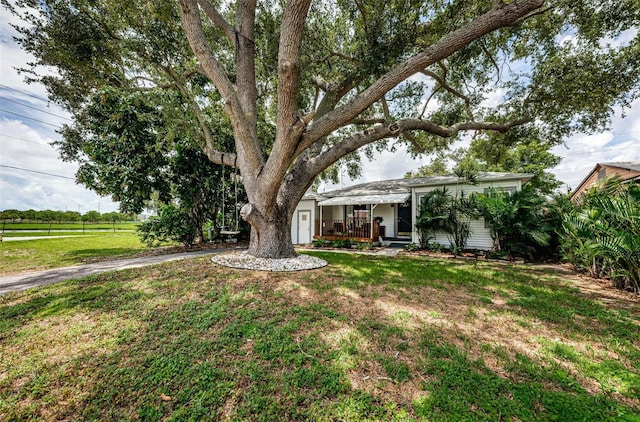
[318, 193, 410, 206]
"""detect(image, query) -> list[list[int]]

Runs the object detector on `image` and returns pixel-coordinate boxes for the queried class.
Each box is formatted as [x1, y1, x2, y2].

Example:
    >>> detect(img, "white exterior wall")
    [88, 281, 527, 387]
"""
[317, 205, 342, 235]
[324, 206, 341, 220]
[372, 203, 396, 238]
[291, 199, 317, 244]
[412, 179, 523, 250]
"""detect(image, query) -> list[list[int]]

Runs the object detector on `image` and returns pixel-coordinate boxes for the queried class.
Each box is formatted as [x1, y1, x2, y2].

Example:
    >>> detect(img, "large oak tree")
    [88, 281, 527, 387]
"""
[5, 0, 639, 258]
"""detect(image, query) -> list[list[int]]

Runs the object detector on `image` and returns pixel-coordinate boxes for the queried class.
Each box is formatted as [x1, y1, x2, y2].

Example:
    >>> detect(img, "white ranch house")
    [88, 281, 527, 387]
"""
[291, 172, 532, 249]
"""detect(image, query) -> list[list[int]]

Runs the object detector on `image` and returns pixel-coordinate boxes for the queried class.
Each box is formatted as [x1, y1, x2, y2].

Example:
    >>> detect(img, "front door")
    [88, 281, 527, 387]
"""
[297, 210, 311, 244]
[397, 201, 412, 237]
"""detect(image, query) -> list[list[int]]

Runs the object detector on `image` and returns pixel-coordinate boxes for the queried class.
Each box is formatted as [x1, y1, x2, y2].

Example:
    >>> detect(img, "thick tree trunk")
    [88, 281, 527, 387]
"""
[247, 221, 297, 258]
[241, 203, 297, 258]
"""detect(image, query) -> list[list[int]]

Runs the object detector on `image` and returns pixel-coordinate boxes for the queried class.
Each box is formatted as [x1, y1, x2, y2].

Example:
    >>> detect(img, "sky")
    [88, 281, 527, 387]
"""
[1, 7, 639, 213]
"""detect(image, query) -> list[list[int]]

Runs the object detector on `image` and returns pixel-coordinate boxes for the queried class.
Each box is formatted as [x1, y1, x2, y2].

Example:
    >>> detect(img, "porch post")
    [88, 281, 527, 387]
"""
[370, 204, 377, 240]
[319, 205, 323, 236]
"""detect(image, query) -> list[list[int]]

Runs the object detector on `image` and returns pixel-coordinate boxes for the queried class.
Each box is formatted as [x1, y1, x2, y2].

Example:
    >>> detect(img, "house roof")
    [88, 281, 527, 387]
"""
[598, 162, 640, 172]
[319, 172, 532, 199]
[318, 193, 411, 206]
[404, 172, 533, 188]
[301, 191, 327, 201]
[571, 162, 640, 199]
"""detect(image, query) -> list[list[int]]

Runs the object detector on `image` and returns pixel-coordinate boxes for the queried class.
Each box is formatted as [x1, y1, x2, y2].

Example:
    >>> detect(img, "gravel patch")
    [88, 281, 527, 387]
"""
[211, 251, 328, 271]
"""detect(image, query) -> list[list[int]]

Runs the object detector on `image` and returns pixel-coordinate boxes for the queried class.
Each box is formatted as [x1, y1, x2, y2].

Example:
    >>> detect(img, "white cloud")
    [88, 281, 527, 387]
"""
[551, 98, 640, 190]
[0, 118, 120, 212]
[572, 132, 613, 148]
[604, 27, 638, 49]
[1, 7, 120, 213]
[480, 87, 506, 109]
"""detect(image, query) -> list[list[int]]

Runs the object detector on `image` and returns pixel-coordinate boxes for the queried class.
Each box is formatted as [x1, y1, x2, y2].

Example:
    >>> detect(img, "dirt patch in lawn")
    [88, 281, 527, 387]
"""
[264, 262, 640, 409]
[2, 255, 638, 419]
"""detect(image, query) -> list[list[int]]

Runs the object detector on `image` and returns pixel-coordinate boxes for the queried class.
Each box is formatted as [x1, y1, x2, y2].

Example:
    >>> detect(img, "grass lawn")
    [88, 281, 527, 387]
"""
[1, 222, 139, 231]
[1, 252, 638, 420]
[1, 231, 135, 238]
[0, 233, 153, 275]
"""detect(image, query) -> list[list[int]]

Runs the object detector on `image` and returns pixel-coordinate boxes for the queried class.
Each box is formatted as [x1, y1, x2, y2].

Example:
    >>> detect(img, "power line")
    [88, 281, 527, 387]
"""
[0, 133, 54, 147]
[0, 164, 76, 180]
[0, 97, 72, 121]
[0, 108, 62, 128]
[0, 83, 50, 103]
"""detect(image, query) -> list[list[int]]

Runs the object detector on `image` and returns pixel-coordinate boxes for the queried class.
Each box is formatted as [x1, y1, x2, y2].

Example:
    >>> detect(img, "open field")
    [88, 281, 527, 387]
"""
[1, 222, 139, 231]
[1, 252, 638, 420]
[0, 233, 154, 275]
[2, 231, 134, 238]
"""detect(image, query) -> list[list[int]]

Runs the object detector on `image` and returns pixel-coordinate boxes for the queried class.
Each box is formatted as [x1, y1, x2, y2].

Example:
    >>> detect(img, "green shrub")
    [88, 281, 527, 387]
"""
[428, 242, 443, 253]
[562, 181, 640, 292]
[475, 186, 554, 260]
[331, 239, 352, 249]
[404, 243, 421, 252]
[357, 241, 376, 250]
[137, 204, 199, 248]
[415, 187, 478, 251]
[312, 238, 327, 248]
[450, 245, 463, 256]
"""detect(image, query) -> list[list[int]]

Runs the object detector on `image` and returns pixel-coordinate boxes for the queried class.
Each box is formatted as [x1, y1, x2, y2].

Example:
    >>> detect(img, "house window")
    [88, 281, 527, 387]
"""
[484, 186, 516, 196]
[598, 168, 606, 180]
[483, 186, 516, 228]
[351, 204, 369, 219]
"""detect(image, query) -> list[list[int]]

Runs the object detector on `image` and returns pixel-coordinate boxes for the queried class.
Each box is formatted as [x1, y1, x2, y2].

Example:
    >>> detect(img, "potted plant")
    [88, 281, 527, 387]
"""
[374, 216, 384, 224]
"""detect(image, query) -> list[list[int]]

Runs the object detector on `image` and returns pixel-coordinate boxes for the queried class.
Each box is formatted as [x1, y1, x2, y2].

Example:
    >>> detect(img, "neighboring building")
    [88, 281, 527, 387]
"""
[291, 172, 532, 250]
[571, 162, 640, 200]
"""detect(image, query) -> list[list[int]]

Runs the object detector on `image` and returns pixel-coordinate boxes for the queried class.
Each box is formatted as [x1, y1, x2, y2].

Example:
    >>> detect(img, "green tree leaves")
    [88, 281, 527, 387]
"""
[562, 181, 640, 292]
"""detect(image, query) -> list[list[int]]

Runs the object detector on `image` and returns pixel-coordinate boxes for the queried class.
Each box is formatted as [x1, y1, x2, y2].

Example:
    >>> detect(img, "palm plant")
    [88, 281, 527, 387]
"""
[445, 190, 478, 253]
[415, 187, 478, 253]
[562, 181, 640, 292]
[415, 187, 450, 248]
[476, 187, 551, 259]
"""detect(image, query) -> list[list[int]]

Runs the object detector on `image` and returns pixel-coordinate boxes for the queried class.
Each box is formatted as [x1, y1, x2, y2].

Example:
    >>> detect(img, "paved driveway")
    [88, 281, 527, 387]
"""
[0, 249, 236, 295]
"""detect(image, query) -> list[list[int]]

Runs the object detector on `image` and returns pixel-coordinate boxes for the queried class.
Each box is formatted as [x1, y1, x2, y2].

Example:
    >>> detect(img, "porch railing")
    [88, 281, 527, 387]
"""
[315, 218, 381, 239]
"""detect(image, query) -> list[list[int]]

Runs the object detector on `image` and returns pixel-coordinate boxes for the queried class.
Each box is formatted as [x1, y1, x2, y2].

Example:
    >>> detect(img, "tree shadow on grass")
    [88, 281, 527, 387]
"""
[312, 252, 639, 354]
[77, 284, 639, 421]
[67, 247, 145, 261]
[0, 271, 151, 335]
[414, 327, 638, 421]
[1, 257, 639, 420]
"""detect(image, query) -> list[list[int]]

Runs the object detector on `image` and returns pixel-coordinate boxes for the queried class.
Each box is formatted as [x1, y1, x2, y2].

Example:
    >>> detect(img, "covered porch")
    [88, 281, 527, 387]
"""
[314, 217, 382, 240]
[314, 193, 411, 242]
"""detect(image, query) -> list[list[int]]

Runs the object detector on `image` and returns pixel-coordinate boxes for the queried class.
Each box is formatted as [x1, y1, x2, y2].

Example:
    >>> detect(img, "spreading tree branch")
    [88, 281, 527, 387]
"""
[260, 0, 313, 203]
[160, 64, 219, 158]
[419, 86, 443, 119]
[274, 0, 312, 145]
[318, 51, 361, 65]
[294, 116, 533, 186]
[178, 0, 264, 178]
[421, 70, 471, 108]
[381, 97, 392, 122]
[402, 131, 425, 153]
[235, 0, 257, 137]
[300, 0, 544, 151]
[197, 0, 236, 46]
[205, 150, 238, 168]
[352, 118, 387, 125]
[479, 40, 501, 79]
